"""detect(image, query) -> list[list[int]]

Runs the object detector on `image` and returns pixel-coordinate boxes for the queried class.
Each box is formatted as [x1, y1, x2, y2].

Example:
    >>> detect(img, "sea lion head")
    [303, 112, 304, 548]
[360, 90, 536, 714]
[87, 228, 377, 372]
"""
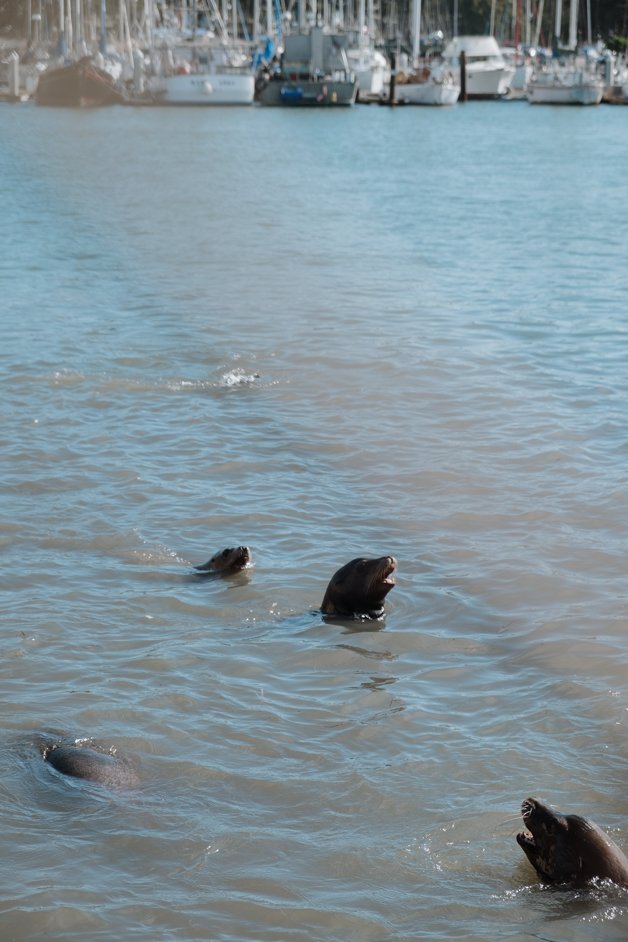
[516, 796, 628, 886]
[321, 556, 397, 618]
[194, 546, 251, 574]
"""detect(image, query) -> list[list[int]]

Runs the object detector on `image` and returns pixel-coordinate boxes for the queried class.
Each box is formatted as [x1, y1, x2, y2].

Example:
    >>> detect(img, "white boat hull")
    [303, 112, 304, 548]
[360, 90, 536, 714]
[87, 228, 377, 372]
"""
[527, 74, 603, 105]
[464, 62, 514, 98]
[348, 49, 389, 100]
[505, 61, 533, 99]
[395, 81, 459, 105]
[150, 71, 255, 105]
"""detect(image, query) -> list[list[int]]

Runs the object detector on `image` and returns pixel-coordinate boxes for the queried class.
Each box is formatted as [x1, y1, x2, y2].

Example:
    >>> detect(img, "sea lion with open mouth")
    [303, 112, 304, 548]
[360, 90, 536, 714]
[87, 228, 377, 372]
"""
[41, 740, 139, 789]
[193, 545, 251, 575]
[321, 556, 397, 618]
[516, 796, 628, 886]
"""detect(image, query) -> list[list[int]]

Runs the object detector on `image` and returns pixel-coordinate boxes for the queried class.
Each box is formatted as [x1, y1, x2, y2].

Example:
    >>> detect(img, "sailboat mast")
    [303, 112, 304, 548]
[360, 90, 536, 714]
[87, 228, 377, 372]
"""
[567, 0, 577, 48]
[358, 0, 365, 43]
[58, 0, 67, 53]
[99, 0, 107, 52]
[533, 0, 544, 45]
[410, 0, 421, 62]
[73, 0, 81, 49]
[554, 0, 562, 46]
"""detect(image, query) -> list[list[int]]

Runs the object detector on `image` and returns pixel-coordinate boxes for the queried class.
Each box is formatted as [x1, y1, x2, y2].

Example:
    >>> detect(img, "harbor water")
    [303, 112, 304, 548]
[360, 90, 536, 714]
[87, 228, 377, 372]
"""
[1, 100, 627, 940]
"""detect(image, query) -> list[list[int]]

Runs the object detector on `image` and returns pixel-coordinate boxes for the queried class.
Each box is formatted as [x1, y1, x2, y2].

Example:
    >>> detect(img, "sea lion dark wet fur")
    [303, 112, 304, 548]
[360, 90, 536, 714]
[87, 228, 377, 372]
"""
[321, 556, 396, 618]
[194, 545, 251, 575]
[516, 796, 628, 886]
[42, 741, 139, 789]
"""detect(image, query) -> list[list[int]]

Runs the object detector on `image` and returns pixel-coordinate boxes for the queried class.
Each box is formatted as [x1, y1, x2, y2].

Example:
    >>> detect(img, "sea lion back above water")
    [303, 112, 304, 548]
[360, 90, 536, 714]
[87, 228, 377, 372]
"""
[321, 556, 397, 618]
[193, 545, 251, 575]
[516, 796, 628, 886]
[42, 741, 139, 789]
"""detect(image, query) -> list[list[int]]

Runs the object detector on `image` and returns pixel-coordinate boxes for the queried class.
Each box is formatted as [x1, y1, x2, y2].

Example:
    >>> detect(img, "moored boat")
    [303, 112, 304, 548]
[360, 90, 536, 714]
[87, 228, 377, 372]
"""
[256, 27, 357, 106]
[35, 55, 126, 106]
[526, 0, 603, 105]
[347, 43, 389, 101]
[443, 35, 514, 98]
[393, 59, 460, 105]
[526, 62, 604, 104]
[392, 0, 459, 106]
[147, 40, 255, 106]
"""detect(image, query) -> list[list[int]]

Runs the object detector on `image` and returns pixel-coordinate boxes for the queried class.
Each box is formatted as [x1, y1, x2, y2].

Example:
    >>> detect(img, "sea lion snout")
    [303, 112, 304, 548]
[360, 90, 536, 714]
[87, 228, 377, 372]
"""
[521, 797, 535, 820]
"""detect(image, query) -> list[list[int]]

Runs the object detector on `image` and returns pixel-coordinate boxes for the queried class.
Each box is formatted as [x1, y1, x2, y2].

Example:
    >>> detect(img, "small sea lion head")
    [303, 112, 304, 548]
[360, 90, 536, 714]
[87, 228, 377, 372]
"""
[321, 555, 397, 618]
[194, 546, 251, 574]
[516, 796, 628, 886]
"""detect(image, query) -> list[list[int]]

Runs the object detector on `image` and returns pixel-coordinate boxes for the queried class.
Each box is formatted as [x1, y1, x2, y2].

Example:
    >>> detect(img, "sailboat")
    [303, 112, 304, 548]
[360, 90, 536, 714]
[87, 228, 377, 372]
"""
[526, 0, 603, 104]
[35, 55, 127, 105]
[392, 0, 460, 104]
[345, 0, 389, 101]
[145, 0, 255, 105]
[35, 0, 127, 106]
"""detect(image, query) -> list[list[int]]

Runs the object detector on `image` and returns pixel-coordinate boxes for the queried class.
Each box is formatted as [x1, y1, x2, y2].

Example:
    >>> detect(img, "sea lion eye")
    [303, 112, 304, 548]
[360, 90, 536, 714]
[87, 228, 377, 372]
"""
[222, 549, 230, 557]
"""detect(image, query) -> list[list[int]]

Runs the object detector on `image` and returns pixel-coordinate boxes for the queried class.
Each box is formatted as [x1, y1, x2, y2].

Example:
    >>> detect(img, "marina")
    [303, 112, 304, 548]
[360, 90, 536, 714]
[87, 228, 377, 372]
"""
[1, 0, 628, 106]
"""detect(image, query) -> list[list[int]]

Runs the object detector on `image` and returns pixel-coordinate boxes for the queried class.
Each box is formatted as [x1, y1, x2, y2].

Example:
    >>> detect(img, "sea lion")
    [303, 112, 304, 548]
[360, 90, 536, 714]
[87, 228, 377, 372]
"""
[41, 740, 139, 789]
[193, 545, 251, 575]
[321, 556, 397, 618]
[516, 796, 628, 886]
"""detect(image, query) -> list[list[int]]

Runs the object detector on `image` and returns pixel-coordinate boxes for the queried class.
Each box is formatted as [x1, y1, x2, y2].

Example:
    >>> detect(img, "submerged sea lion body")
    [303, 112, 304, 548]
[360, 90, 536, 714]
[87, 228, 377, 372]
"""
[517, 796, 628, 886]
[194, 545, 251, 575]
[42, 741, 139, 789]
[321, 556, 396, 618]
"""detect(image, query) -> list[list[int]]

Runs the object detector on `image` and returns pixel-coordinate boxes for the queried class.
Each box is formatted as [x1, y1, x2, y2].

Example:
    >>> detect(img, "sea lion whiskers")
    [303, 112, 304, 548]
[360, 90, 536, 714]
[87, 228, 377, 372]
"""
[496, 811, 526, 829]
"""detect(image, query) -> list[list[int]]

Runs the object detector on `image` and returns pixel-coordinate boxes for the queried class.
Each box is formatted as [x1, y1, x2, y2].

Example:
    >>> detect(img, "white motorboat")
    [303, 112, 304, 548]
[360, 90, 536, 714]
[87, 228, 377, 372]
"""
[443, 35, 514, 98]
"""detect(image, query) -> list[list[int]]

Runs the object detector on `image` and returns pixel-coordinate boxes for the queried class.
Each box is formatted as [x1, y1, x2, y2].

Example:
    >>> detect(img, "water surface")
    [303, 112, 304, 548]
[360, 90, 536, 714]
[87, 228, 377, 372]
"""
[1, 99, 627, 940]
